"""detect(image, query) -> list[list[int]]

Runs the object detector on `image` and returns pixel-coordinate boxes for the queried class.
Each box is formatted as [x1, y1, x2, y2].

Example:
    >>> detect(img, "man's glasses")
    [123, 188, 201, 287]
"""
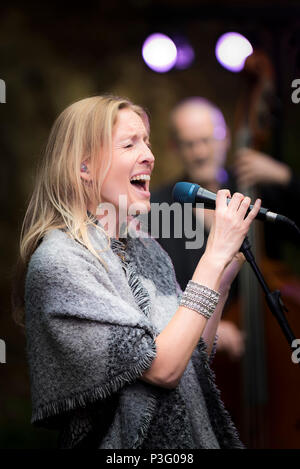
[177, 136, 219, 150]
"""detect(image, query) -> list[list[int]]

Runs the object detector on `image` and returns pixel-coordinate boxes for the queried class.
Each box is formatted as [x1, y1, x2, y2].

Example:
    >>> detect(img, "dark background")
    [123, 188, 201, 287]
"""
[0, 1, 299, 448]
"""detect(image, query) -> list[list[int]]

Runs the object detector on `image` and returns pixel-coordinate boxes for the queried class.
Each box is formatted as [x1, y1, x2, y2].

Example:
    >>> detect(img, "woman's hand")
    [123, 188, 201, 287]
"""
[203, 189, 261, 270]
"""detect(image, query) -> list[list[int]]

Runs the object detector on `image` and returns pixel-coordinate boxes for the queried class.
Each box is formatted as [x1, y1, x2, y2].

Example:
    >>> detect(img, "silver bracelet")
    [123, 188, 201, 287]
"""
[179, 280, 220, 320]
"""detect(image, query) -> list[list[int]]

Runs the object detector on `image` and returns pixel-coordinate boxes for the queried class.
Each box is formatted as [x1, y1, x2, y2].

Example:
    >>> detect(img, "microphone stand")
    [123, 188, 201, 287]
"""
[240, 236, 299, 363]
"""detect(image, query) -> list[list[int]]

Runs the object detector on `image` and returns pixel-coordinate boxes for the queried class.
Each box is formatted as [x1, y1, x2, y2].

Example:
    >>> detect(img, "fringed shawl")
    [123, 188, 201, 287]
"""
[24, 222, 243, 449]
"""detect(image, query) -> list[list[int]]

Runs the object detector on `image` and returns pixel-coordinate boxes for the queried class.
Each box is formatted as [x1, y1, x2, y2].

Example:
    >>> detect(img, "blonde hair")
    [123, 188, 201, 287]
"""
[12, 94, 149, 327]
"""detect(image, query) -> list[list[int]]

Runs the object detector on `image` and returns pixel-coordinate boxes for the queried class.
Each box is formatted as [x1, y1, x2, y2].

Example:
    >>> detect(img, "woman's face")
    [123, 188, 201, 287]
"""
[99, 107, 155, 220]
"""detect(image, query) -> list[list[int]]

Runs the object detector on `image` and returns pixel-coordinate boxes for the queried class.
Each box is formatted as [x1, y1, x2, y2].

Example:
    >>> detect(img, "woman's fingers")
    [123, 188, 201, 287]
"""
[215, 189, 261, 229]
[244, 198, 262, 225]
[235, 195, 252, 220]
[206, 191, 262, 268]
[215, 189, 231, 210]
[227, 192, 246, 213]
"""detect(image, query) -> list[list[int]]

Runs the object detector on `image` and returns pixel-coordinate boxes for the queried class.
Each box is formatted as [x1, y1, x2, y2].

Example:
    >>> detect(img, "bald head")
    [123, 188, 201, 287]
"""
[169, 97, 229, 186]
[170, 97, 227, 142]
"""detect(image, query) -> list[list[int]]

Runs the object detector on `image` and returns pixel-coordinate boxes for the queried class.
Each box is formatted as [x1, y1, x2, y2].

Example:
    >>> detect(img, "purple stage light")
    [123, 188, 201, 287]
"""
[215, 32, 253, 72]
[174, 41, 195, 70]
[214, 124, 227, 141]
[142, 33, 177, 73]
[216, 167, 229, 185]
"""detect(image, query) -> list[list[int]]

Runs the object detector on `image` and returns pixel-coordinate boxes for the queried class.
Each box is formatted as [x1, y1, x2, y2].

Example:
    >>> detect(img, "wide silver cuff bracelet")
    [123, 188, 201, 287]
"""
[179, 280, 220, 320]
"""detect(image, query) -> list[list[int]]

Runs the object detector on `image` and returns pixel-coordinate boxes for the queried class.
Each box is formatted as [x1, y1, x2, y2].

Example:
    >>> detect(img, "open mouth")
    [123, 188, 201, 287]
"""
[130, 179, 147, 191]
[129, 174, 150, 193]
[193, 158, 209, 167]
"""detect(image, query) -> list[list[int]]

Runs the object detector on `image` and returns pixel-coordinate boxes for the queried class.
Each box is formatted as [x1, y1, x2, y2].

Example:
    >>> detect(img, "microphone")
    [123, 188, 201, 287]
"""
[172, 181, 291, 225]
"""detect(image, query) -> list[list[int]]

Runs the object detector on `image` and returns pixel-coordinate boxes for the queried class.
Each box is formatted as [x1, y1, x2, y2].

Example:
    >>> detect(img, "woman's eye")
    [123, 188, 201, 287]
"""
[124, 144, 133, 148]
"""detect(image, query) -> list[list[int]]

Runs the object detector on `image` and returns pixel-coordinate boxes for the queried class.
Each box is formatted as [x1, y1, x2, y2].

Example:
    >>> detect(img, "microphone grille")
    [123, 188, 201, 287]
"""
[172, 181, 199, 204]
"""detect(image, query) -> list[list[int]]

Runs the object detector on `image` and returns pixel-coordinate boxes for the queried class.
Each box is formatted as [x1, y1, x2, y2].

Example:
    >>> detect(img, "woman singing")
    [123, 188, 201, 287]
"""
[13, 95, 261, 449]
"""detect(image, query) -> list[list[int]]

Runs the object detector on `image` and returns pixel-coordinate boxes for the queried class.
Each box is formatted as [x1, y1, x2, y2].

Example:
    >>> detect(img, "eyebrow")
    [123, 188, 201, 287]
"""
[118, 132, 149, 141]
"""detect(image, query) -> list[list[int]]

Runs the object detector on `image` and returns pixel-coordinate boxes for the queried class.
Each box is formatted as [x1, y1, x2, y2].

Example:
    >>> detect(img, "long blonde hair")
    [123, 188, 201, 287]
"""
[12, 94, 149, 327]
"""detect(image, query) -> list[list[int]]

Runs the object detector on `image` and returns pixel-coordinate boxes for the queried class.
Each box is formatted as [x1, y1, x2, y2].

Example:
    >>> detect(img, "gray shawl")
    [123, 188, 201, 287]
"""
[24, 221, 243, 449]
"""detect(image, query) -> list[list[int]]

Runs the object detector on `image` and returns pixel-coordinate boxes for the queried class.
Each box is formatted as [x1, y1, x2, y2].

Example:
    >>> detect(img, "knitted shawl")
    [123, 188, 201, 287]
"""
[24, 221, 243, 449]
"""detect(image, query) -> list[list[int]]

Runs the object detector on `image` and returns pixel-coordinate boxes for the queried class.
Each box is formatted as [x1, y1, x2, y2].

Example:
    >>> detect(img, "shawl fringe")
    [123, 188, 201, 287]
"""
[196, 339, 244, 448]
[32, 343, 157, 426]
[132, 394, 158, 449]
[110, 237, 152, 320]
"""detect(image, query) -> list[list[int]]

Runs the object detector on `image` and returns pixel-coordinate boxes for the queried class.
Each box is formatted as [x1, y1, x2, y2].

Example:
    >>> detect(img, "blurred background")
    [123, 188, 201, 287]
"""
[1, 0, 300, 449]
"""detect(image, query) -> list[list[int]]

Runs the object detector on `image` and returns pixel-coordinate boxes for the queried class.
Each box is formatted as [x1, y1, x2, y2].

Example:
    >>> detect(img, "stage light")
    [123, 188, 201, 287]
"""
[142, 33, 177, 73]
[215, 32, 253, 72]
[174, 37, 195, 70]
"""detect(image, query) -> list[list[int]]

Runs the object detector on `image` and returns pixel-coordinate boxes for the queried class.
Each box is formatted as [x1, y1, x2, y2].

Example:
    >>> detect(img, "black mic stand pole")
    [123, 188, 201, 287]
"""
[240, 236, 299, 363]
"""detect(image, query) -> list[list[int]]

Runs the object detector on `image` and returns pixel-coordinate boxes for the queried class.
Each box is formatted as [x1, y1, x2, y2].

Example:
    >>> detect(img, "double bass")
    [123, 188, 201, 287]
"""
[212, 50, 300, 449]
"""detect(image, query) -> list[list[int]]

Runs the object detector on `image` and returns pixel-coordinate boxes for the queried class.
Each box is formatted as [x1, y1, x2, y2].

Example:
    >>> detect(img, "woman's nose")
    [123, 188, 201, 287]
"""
[139, 146, 155, 165]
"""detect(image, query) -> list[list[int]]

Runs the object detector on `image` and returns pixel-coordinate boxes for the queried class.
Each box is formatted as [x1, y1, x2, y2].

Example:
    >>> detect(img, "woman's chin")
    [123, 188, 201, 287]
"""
[127, 199, 151, 215]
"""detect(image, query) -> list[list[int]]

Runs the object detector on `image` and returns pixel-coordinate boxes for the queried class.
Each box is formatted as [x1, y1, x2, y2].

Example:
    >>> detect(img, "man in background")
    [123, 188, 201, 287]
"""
[149, 97, 300, 359]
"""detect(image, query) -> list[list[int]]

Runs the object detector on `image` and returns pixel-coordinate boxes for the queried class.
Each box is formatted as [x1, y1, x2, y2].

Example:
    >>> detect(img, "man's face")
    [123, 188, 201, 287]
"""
[173, 106, 227, 186]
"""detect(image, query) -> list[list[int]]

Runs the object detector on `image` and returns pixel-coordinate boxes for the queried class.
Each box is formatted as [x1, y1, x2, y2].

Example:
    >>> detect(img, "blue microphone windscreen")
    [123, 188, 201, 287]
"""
[172, 182, 200, 204]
